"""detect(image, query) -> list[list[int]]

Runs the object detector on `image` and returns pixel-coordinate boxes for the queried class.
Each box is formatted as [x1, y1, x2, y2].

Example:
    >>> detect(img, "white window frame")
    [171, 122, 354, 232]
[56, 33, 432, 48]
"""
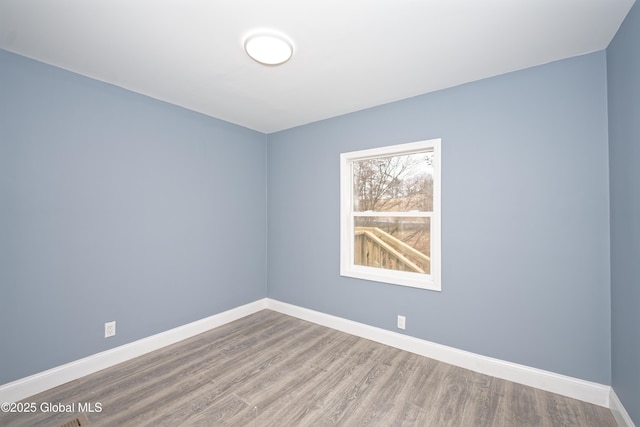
[340, 139, 441, 291]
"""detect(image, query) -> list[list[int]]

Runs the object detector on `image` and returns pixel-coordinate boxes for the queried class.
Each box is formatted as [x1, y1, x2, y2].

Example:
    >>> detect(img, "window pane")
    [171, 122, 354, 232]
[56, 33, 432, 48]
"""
[354, 216, 430, 274]
[353, 151, 433, 212]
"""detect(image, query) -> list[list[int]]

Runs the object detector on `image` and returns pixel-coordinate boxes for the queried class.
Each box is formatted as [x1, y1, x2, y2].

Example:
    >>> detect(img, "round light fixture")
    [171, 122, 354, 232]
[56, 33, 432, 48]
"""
[244, 31, 293, 66]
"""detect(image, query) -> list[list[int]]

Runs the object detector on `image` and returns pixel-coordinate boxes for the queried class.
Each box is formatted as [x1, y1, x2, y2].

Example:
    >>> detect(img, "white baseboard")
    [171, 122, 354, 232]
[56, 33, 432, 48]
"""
[610, 388, 636, 427]
[265, 298, 612, 408]
[0, 299, 267, 404]
[1, 297, 627, 418]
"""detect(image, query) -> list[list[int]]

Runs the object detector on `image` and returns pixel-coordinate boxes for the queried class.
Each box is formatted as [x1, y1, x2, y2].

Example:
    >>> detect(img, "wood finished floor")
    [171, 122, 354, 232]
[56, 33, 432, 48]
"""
[1, 310, 616, 426]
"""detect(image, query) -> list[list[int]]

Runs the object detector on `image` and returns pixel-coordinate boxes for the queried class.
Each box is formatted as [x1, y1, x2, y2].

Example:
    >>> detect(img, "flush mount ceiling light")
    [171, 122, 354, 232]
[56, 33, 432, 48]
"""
[244, 31, 293, 66]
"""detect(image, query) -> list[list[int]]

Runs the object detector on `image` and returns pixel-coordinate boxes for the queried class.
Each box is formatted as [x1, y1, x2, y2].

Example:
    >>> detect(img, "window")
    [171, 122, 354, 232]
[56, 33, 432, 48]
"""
[340, 139, 441, 290]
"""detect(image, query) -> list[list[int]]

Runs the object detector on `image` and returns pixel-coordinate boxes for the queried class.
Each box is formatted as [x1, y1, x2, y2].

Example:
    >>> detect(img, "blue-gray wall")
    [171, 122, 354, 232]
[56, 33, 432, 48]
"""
[1, 31, 629, 399]
[607, 1, 640, 423]
[267, 51, 611, 384]
[0, 49, 267, 384]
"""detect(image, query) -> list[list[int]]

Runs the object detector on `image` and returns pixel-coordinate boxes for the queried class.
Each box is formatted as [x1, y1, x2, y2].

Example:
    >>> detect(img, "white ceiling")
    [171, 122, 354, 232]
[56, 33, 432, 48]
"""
[0, 0, 635, 134]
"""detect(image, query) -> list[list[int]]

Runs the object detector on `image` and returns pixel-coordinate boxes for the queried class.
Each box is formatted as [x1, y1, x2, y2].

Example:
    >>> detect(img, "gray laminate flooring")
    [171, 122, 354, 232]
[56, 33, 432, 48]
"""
[0, 310, 616, 426]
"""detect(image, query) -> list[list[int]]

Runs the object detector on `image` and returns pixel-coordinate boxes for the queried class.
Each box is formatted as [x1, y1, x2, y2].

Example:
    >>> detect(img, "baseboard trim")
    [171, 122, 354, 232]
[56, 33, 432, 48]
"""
[265, 298, 612, 408]
[610, 388, 636, 427]
[0, 299, 267, 404]
[1, 298, 621, 414]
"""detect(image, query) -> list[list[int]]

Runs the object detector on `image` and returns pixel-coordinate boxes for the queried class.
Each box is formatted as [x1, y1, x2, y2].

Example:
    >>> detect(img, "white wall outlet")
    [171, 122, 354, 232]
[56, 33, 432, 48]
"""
[397, 315, 406, 330]
[105, 321, 116, 338]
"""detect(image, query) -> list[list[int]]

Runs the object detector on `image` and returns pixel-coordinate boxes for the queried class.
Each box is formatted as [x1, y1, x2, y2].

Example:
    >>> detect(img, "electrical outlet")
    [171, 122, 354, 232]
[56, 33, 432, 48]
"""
[105, 321, 116, 338]
[397, 315, 406, 330]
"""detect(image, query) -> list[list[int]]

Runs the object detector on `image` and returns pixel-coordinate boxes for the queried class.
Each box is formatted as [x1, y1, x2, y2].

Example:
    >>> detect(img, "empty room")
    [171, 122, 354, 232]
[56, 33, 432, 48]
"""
[1, 1, 638, 426]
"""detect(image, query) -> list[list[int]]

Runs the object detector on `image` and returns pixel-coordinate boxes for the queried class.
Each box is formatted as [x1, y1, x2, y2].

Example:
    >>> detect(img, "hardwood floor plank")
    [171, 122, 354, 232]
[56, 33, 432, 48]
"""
[227, 334, 378, 426]
[111, 317, 319, 425]
[467, 372, 505, 426]
[0, 310, 617, 427]
[236, 336, 369, 425]
[332, 350, 421, 426]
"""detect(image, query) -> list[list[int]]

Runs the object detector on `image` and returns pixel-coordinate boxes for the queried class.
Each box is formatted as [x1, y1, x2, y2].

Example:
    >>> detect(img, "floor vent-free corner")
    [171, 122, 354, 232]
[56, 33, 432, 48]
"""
[57, 413, 90, 427]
